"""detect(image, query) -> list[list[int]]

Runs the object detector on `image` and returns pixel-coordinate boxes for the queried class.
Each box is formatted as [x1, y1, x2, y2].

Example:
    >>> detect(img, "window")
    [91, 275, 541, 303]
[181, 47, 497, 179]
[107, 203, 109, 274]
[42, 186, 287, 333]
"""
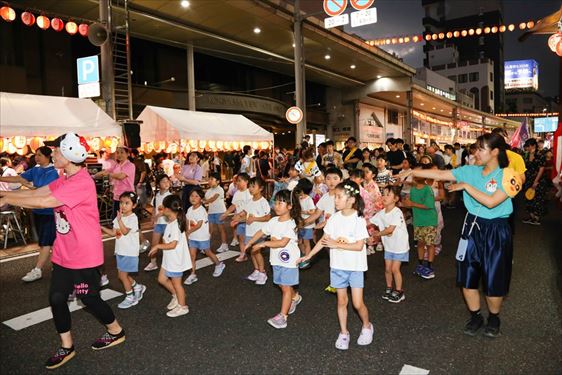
[489, 72, 493, 82]
[448, 75, 457, 82]
[387, 110, 399, 124]
[490, 91, 494, 100]
[458, 74, 468, 83]
[469, 72, 479, 82]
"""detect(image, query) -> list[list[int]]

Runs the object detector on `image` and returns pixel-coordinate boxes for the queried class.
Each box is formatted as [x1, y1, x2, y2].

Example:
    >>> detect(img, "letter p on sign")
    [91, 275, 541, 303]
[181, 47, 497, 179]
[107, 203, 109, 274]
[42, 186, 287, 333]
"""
[77, 55, 100, 85]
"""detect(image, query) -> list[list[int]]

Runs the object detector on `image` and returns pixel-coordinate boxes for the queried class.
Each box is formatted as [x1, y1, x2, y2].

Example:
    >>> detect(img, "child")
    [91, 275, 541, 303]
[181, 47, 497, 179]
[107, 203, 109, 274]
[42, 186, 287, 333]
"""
[295, 147, 322, 182]
[375, 155, 396, 189]
[322, 140, 344, 169]
[361, 163, 384, 253]
[311, 173, 328, 206]
[240, 145, 255, 177]
[101, 191, 146, 309]
[401, 164, 438, 280]
[245, 189, 303, 329]
[370, 186, 409, 303]
[238, 177, 271, 281]
[226, 175, 239, 247]
[148, 195, 191, 318]
[144, 174, 172, 272]
[205, 173, 229, 253]
[184, 188, 226, 285]
[220, 173, 251, 260]
[294, 178, 316, 269]
[298, 181, 373, 350]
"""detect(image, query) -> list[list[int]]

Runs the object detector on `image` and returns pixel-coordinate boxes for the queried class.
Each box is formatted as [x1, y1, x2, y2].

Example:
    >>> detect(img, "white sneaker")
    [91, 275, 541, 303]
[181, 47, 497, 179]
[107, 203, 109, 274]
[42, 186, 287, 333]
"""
[216, 243, 229, 253]
[139, 239, 151, 253]
[22, 268, 42, 282]
[167, 295, 178, 310]
[335, 332, 350, 350]
[375, 243, 384, 252]
[230, 238, 239, 247]
[357, 323, 374, 345]
[184, 274, 198, 285]
[144, 262, 159, 272]
[117, 294, 138, 309]
[246, 270, 260, 281]
[166, 305, 189, 318]
[133, 284, 147, 301]
[213, 262, 226, 277]
[100, 274, 109, 287]
[255, 272, 268, 285]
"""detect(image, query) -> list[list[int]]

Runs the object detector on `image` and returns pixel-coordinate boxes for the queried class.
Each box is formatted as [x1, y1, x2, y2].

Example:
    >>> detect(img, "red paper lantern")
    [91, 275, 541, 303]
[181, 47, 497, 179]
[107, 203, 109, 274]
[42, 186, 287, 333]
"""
[556, 42, 562, 57]
[65, 21, 77, 35]
[424, 34, 431, 41]
[51, 17, 64, 32]
[446, 31, 452, 38]
[21, 11, 35, 26]
[527, 21, 535, 29]
[548, 33, 562, 52]
[36, 15, 50, 30]
[1, 6, 16, 22]
[78, 23, 88, 36]
[453, 31, 460, 37]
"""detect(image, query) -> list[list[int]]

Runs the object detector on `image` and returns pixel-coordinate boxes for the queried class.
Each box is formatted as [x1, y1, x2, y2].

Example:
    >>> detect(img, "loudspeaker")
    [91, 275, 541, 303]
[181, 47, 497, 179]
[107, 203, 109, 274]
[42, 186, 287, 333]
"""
[123, 121, 141, 149]
[88, 23, 109, 46]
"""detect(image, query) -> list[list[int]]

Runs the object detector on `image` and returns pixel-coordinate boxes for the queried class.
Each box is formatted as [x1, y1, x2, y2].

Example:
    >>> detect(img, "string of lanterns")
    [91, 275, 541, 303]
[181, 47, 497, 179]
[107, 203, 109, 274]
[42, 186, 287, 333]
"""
[1, 5, 89, 36]
[366, 20, 535, 46]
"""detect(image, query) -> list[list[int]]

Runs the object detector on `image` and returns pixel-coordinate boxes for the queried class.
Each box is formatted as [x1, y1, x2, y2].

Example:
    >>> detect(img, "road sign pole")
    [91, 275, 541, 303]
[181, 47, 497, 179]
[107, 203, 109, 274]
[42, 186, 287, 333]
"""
[293, 0, 306, 147]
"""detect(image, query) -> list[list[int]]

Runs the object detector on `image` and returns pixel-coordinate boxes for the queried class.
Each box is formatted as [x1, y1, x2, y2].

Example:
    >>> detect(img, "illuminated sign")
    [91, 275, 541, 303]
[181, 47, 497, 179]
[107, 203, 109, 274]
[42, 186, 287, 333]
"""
[504, 60, 539, 91]
[426, 85, 456, 101]
[534, 117, 558, 133]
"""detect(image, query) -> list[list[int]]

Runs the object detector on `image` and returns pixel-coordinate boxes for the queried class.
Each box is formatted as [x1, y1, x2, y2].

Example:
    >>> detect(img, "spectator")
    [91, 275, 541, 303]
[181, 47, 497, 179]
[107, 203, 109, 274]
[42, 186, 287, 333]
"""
[342, 137, 363, 170]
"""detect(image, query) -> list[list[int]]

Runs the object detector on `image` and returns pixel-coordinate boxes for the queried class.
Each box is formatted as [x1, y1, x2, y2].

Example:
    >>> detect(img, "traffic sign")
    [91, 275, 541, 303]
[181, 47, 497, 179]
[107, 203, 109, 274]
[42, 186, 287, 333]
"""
[76, 55, 99, 85]
[351, 7, 377, 27]
[350, 0, 375, 11]
[323, 0, 348, 17]
[324, 14, 349, 29]
[78, 82, 101, 98]
[286, 106, 303, 124]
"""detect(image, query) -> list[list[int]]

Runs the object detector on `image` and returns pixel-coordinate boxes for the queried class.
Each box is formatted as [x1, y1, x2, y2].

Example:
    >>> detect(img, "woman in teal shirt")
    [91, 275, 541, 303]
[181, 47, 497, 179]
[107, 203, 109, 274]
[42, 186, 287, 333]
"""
[399, 133, 519, 339]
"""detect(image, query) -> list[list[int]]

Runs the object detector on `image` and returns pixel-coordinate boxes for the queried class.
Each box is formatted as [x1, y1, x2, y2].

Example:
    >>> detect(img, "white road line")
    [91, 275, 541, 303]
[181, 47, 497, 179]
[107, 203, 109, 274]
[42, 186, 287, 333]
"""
[194, 250, 239, 270]
[399, 364, 430, 375]
[2, 289, 123, 331]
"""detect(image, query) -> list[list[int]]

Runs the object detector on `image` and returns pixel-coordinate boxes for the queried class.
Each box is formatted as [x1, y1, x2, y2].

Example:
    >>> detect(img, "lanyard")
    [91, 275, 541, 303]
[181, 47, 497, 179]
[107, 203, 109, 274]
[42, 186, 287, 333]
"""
[460, 168, 500, 237]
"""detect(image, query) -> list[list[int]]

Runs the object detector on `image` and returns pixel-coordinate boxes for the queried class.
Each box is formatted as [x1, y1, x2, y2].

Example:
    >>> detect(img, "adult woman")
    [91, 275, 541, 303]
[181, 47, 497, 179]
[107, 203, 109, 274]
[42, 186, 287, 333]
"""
[95, 146, 135, 218]
[399, 133, 519, 338]
[522, 138, 547, 225]
[175, 152, 202, 211]
[0, 133, 125, 369]
[0, 146, 59, 282]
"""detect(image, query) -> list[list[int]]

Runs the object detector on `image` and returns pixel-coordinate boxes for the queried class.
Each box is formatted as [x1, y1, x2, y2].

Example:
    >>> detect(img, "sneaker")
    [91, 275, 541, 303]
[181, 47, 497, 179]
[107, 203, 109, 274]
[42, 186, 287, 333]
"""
[483, 322, 501, 338]
[133, 284, 147, 301]
[381, 287, 392, 300]
[184, 274, 198, 285]
[213, 262, 226, 277]
[144, 262, 159, 272]
[235, 254, 247, 262]
[324, 285, 337, 294]
[167, 305, 189, 318]
[414, 264, 424, 277]
[217, 243, 229, 253]
[117, 294, 138, 309]
[67, 291, 76, 302]
[375, 243, 384, 252]
[139, 239, 151, 253]
[335, 332, 350, 350]
[288, 294, 302, 315]
[45, 346, 75, 370]
[529, 219, 541, 226]
[246, 270, 260, 281]
[255, 272, 268, 285]
[388, 290, 405, 303]
[22, 267, 42, 282]
[298, 260, 311, 269]
[522, 217, 535, 224]
[357, 323, 374, 345]
[100, 274, 109, 287]
[167, 295, 178, 310]
[420, 266, 435, 280]
[230, 238, 239, 247]
[267, 313, 287, 329]
[463, 314, 484, 336]
[91, 330, 126, 350]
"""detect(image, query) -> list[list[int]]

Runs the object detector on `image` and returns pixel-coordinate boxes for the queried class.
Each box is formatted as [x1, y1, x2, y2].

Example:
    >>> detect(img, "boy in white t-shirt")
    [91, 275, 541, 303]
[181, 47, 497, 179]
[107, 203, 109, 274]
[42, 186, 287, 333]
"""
[221, 173, 251, 259]
[205, 173, 229, 253]
[370, 186, 409, 304]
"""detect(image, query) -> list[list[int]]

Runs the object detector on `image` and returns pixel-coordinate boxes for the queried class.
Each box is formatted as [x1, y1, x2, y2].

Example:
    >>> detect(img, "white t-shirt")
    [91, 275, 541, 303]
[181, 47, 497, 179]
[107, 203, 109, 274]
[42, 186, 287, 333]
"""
[113, 213, 139, 257]
[153, 190, 172, 225]
[232, 188, 252, 214]
[324, 211, 369, 272]
[240, 155, 254, 176]
[161, 220, 192, 273]
[244, 197, 271, 236]
[261, 217, 300, 268]
[370, 207, 409, 254]
[317, 193, 336, 220]
[205, 186, 226, 214]
[299, 195, 316, 229]
[186, 205, 210, 241]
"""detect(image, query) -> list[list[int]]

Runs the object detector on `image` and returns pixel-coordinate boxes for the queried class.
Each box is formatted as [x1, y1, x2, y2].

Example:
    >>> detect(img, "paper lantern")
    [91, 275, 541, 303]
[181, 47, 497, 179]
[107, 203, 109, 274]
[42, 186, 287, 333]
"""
[51, 18, 64, 32]
[398, 37, 404, 44]
[475, 28, 482, 35]
[519, 22, 526, 30]
[0, 138, 4, 152]
[252, 142, 259, 150]
[461, 30, 467, 37]
[438, 33, 444, 39]
[260, 142, 269, 150]
[199, 140, 207, 149]
[508, 24, 515, 31]
[167, 143, 178, 154]
[431, 34, 437, 40]
[208, 141, 216, 150]
[526, 21, 534, 29]
[224, 141, 231, 150]
[110, 139, 118, 153]
[453, 31, 460, 38]
[12, 136, 26, 148]
[189, 139, 197, 148]
[36, 15, 50, 30]
[548, 33, 562, 52]
[1, 6, 16, 22]
[21, 12, 35, 26]
[468, 29, 474, 35]
[103, 137, 113, 149]
[499, 25, 506, 32]
[78, 23, 88, 36]
[7, 143, 17, 154]
[446, 32, 452, 38]
[145, 143, 154, 153]
[65, 21, 77, 35]
[216, 141, 224, 149]
[484, 27, 490, 34]
[232, 142, 240, 151]
[404, 36, 410, 43]
[491, 26, 498, 33]
[424, 34, 431, 41]
[89, 137, 101, 151]
[556, 41, 562, 57]
[29, 137, 43, 152]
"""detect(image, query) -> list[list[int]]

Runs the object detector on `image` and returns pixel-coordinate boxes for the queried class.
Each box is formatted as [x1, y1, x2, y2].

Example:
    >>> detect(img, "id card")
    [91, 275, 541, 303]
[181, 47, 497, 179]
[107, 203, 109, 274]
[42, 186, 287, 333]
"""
[456, 237, 468, 262]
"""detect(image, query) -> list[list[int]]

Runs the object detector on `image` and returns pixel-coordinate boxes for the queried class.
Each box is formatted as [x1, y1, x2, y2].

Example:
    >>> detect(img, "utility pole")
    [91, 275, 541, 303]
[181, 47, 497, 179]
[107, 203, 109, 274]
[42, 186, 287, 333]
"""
[293, 0, 306, 146]
[99, 0, 115, 119]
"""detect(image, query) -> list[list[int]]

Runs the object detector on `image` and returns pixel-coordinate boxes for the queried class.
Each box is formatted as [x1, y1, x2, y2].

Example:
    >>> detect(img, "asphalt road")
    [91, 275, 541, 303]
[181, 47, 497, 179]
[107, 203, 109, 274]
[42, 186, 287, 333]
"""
[1, 203, 561, 374]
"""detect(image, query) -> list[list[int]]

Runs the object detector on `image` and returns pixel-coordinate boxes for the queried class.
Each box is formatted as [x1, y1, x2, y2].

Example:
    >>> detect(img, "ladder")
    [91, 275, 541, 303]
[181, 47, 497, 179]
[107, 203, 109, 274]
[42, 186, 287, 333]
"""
[110, 0, 132, 121]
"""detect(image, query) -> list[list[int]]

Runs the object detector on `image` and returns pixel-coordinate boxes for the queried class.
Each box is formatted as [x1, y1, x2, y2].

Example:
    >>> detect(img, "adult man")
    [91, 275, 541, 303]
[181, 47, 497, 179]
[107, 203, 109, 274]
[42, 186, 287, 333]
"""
[131, 149, 149, 209]
[341, 137, 363, 170]
[316, 142, 326, 167]
[386, 138, 406, 174]
[428, 145, 446, 170]
[454, 143, 463, 167]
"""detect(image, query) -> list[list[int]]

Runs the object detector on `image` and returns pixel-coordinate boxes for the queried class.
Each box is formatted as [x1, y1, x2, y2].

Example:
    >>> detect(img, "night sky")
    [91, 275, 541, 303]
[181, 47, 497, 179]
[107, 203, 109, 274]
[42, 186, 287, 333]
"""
[337, 0, 560, 98]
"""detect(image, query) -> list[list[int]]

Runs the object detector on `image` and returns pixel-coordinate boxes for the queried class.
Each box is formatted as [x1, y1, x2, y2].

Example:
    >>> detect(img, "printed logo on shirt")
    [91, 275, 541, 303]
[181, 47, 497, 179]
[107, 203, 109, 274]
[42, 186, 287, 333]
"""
[278, 250, 290, 263]
[486, 178, 498, 193]
[55, 211, 71, 234]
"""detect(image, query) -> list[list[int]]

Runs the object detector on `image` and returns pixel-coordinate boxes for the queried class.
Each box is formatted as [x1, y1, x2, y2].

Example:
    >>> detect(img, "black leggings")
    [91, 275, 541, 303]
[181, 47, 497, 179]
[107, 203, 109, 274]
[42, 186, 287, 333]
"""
[49, 264, 116, 334]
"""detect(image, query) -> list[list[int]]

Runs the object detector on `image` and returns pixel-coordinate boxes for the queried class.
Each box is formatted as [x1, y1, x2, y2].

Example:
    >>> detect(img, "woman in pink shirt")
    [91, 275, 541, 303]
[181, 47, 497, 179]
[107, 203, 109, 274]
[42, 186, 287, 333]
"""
[0, 133, 125, 369]
[95, 146, 135, 218]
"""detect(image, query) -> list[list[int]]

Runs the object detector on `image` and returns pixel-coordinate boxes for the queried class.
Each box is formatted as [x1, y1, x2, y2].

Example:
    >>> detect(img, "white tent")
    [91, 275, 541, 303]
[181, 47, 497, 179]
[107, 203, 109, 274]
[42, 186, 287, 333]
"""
[136, 105, 273, 143]
[0, 92, 121, 137]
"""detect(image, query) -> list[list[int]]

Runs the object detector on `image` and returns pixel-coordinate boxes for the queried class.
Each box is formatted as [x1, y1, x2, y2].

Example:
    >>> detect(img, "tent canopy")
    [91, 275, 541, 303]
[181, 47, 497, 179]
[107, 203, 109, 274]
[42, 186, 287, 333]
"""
[137, 105, 273, 143]
[0, 92, 121, 137]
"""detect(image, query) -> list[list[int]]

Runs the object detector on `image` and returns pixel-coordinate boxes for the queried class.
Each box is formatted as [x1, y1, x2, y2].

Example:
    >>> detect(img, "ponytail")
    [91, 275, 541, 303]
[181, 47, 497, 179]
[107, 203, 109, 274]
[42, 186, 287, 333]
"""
[274, 189, 303, 229]
[162, 195, 186, 233]
[476, 133, 509, 168]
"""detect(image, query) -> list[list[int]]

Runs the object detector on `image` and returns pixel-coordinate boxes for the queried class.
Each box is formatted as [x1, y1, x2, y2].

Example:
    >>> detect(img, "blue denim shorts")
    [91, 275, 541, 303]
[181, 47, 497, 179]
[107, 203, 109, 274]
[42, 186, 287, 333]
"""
[188, 239, 211, 251]
[164, 269, 184, 278]
[272, 266, 299, 286]
[299, 228, 314, 240]
[154, 223, 167, 234]
[116, 255, 139, 273]
[384, 251, 409, 262]
[208, 213, 224, 225]
[236, 223, 246, 236]
[330, 268, 364, 289]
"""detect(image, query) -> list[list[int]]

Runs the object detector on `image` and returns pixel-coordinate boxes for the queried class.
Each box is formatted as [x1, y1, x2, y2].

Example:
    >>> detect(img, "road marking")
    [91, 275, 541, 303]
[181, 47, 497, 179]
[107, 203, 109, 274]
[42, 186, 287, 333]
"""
[195, 250, 239, 270]
[399, 364, 430, 375]
[2, 289, 123, 331]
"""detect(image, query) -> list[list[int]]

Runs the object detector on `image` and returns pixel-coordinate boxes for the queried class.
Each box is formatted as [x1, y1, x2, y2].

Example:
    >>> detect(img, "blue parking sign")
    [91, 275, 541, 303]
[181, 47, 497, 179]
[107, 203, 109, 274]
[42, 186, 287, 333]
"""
[77, 55, 99, 85]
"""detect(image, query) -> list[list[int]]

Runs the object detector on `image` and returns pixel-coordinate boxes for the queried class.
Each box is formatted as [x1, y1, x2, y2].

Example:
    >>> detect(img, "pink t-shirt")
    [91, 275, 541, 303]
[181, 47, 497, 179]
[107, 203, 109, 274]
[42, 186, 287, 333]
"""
[108, 160, 135, 201]
[49, 168, 104, 269]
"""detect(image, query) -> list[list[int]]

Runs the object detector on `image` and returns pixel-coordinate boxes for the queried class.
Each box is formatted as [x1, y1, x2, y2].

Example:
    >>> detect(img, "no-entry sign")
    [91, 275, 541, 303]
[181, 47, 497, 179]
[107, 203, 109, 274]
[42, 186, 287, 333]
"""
[286, 106, 304, 124]
[350, 0, 375, 11]
[323, 0, 348, 17]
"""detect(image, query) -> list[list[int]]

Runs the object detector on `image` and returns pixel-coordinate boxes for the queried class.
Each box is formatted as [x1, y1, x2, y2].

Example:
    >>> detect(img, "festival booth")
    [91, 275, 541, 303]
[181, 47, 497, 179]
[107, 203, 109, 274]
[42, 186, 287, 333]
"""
[0, 92, 121, 153]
